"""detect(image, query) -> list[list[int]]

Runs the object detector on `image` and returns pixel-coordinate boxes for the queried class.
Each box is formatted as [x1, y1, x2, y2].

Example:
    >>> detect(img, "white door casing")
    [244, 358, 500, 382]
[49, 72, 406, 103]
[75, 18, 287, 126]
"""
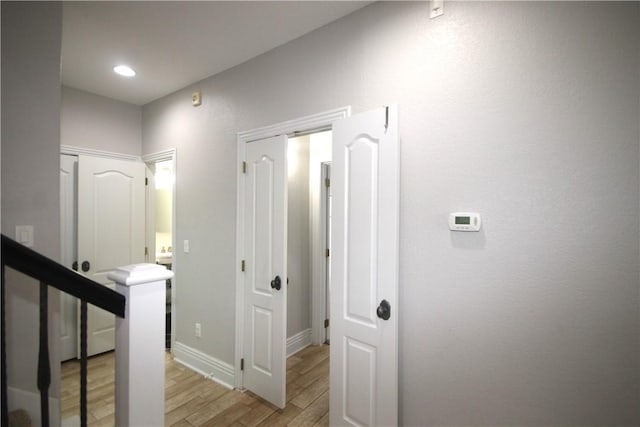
[330, 106, 399, 426]
[78, 155, 146, 357]
[242, 135, 288, 408]
[322, 163, 332, 344]
[235, 107, 350, 408]
[145, 164, 156, 264]
[60, 154, 78, 361]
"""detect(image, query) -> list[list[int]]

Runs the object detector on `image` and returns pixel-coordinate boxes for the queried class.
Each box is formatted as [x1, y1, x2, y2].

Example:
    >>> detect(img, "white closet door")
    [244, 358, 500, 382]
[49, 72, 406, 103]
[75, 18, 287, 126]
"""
[242, 135, 288, 408]
[330, 106, 399, 426]
[78, 155, 145, 356]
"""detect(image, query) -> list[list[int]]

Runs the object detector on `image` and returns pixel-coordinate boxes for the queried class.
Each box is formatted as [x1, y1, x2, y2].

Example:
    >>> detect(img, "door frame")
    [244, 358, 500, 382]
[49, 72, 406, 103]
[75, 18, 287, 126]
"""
[320, 162, 331, 344]
[61, 145, 141, 162]
[60, 154, 78, 361]
[143, 148, 178, 350]
[234, 106, 350, 389]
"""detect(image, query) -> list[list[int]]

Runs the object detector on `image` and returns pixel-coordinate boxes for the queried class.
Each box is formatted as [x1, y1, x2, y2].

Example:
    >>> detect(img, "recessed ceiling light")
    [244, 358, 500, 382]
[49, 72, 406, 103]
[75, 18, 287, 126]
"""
[113, 65, 136, 77]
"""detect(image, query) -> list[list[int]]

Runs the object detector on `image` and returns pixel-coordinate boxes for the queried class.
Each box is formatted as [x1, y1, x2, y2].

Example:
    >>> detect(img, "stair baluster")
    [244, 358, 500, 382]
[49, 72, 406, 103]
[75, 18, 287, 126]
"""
[1, 264, 8, 427]
[80, 300, 88, 427]
[37, 282, 51, 427]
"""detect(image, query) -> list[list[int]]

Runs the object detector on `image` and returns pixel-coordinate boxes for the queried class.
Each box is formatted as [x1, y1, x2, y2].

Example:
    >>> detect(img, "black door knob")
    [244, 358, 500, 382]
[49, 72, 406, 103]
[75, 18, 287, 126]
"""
[72, 261, 78, 271]
[270, 275, 282, 291]
[81, 261, 90, 272]
[376, 299, 391, 320]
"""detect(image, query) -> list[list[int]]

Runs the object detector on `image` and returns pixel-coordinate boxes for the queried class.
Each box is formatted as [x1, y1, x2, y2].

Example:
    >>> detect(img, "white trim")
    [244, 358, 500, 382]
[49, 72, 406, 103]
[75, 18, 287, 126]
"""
[235, 106, 350, 390]
[144, 165, 156, 265]
[238, 106, 350, 143]
[60, 144, 140, 161]
[287, 328, 312, 357]
[142, 148, 176, 163]
[310, 147, 332, 345]
[234, 134, 246, 389]
[314, 163, 331, 345]
[173, 341, 235, 389]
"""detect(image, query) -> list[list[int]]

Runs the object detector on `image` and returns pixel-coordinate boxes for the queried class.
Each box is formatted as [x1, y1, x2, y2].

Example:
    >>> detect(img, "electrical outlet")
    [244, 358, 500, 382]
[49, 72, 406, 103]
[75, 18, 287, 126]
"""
[195, 322, 202, 338]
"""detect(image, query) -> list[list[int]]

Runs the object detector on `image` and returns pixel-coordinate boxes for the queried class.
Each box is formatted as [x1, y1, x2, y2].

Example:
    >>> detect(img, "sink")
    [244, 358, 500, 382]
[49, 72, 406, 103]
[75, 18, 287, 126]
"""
[156, 252, 173, 264]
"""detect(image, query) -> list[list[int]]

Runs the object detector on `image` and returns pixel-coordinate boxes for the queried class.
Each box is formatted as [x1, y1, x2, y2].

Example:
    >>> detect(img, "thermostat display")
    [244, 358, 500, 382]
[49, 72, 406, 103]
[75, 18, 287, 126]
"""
[449, 212, 481, 231]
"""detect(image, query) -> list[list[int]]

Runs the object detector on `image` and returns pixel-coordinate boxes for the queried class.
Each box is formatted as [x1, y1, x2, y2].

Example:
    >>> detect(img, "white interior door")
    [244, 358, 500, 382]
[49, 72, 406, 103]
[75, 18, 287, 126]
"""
[330, 106, 399, 426]
[78, 155, 145, 357]
[243, 135, 288, 408]
[60, 154, 78, 361]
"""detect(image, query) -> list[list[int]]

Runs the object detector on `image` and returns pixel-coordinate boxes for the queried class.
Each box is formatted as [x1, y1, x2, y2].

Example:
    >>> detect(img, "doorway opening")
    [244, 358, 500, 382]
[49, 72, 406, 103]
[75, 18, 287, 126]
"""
[286, 131, 332, 357]
[155, 160, 174, 349]
[285, 130, 332, 413]
[143, 149, 177, 351]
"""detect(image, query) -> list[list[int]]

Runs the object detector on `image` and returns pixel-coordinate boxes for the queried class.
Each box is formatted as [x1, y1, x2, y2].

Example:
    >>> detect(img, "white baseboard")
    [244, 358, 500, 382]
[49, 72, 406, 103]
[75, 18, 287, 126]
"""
[172, 341, 234, 389]
[8, 386, 60, 427]
[287, 328, 312, 357]
[172, 330, 311, 391]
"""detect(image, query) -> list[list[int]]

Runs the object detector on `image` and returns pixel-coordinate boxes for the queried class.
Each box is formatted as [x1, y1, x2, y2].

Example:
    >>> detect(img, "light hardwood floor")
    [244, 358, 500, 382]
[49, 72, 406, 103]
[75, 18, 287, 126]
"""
[61, 344, 329, 427]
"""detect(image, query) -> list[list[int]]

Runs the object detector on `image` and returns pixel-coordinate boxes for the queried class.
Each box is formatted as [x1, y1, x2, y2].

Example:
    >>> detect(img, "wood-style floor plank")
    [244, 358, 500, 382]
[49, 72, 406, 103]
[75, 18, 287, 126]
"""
[61, 344, 329, 426]
[287, 391, 329, 427]
[254, 405, 303, 427]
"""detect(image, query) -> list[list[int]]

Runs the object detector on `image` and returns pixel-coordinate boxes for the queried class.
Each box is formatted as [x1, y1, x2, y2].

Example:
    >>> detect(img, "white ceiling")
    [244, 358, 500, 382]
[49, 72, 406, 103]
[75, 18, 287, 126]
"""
[62, 1, 370, 106]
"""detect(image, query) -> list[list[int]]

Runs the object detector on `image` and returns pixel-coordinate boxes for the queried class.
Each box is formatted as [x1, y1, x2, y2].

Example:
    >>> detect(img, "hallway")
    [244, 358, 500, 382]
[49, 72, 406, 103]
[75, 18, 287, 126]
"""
[61, 345, 329, 426]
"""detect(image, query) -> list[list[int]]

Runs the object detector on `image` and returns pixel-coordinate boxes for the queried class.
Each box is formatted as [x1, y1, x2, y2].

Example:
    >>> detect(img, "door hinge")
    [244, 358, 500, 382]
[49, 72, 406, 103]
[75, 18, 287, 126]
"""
[145, 246, 149, 256]
[325, 248, 330, 258]
[324, 319, 330, 328]
[145, 177, 149, 186]
[240, 358, 244, 371]
[325, 178, 330, 188]
[384, 105, 389, 132]
[241, 260, 246, 272]
[242, 161, 247, 174]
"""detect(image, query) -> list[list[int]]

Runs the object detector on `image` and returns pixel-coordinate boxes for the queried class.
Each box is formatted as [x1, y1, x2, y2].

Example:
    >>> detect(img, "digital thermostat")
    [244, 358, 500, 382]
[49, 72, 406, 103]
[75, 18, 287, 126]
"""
[449, 212, 481, 232]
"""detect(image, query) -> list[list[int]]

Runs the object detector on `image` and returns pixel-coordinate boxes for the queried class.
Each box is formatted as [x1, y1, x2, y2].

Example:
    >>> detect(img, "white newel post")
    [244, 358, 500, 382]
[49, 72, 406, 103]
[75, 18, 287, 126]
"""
[108, 263, 174, 427]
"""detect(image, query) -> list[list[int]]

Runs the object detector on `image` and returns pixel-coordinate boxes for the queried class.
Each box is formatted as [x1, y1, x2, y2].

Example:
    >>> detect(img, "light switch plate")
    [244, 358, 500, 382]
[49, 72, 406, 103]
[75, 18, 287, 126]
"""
[16, 225, 34, 247]
[184, 239, 190, 253]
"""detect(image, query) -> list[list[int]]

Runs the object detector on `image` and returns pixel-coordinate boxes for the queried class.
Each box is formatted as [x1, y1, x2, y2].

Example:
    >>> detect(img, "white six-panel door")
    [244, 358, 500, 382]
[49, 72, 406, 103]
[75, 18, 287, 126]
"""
[243, 135, 288, 408]
[78, 155, 145, 357]
[330, 106, 399, 426]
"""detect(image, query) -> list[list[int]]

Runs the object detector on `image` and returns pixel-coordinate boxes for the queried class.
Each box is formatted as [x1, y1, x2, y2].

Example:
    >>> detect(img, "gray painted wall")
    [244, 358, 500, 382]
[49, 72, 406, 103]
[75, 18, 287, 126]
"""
[1, 0, 63, 416]
[287, 136, 311, 338]
[61, 86, 142, 155]
[142, 2, 639, 424]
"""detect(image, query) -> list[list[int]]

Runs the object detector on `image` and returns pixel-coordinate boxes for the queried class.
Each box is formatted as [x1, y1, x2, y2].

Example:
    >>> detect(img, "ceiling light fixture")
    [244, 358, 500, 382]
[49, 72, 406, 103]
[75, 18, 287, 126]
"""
[113, 65, 136, 77]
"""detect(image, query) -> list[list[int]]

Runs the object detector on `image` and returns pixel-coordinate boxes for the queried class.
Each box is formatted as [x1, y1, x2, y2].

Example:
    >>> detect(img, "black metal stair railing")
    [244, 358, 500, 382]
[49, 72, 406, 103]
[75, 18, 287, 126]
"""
[1, 234, 126, 427]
